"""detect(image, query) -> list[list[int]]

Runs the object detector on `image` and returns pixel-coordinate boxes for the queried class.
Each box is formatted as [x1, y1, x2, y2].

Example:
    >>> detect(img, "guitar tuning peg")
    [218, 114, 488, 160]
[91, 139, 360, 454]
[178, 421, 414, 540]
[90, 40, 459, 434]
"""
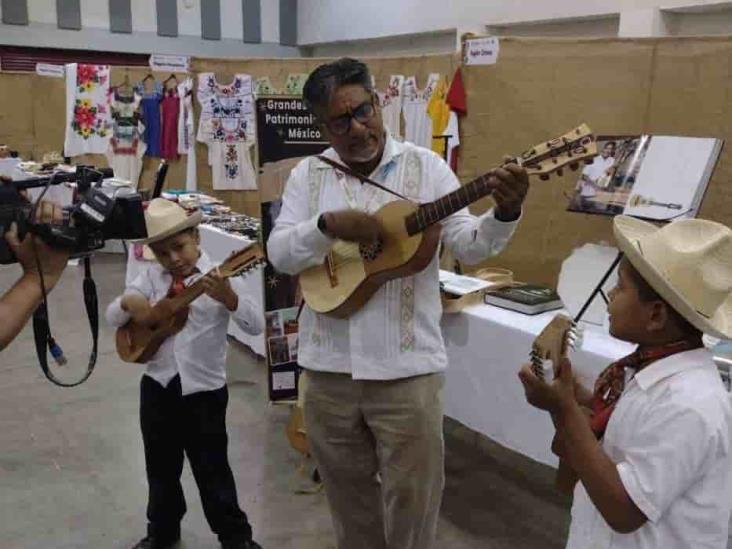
[556, 169, 564, 177]
[569, 163, 579, 171]
[584, 158, 594, 165]
[539, 174, 550, 181]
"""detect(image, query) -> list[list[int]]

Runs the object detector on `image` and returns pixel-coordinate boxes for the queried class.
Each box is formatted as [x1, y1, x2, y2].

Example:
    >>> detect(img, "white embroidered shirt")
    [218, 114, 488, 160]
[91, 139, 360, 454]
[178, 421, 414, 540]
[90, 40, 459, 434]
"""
[267, 135, 519, 380]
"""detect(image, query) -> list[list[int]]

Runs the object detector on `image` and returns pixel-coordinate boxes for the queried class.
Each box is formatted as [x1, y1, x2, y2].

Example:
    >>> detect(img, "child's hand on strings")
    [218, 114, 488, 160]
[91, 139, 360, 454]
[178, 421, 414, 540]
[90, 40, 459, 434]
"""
[518, 357, 578, 415]
[202, 268, 238, 311]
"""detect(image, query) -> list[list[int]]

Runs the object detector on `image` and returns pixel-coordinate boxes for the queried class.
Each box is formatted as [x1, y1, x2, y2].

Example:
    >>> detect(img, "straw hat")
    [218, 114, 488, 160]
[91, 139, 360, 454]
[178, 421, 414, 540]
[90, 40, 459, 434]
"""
[613, 215, 732, 339]
[138, 198, 202, 245]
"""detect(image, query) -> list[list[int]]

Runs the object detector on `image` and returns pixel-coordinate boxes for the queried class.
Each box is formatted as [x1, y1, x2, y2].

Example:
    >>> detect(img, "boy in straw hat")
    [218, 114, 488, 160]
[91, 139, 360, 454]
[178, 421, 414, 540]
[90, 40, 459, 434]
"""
[519, 215, 732, 548]
[106, 199, 263, 549]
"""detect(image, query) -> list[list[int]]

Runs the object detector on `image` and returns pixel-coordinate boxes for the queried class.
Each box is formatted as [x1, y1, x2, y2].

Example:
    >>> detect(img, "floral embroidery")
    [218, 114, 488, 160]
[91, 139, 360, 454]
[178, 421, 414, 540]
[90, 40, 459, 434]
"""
[381, 75, 403, 108]
[255, 77, 280, 96]
[400, 278, 416, 352]
[109, 90, 142, 155]
[284, 73, 308, 95]
[403, 151, 422, 200]
[399, 150, 421, 352]
[212, 119, 249, 142]
[72, 99, 104, 139]
[224, 144, 239, 179]
[71, 65, 110, 140]
[76, 64, 107, 93]
[308, 160, 325, 346]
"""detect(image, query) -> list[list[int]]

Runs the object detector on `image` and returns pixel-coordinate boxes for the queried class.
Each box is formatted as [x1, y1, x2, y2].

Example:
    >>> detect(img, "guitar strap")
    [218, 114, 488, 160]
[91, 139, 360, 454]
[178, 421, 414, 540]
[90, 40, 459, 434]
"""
[32, 256, 98, 387]
[315, 155, 412, 202]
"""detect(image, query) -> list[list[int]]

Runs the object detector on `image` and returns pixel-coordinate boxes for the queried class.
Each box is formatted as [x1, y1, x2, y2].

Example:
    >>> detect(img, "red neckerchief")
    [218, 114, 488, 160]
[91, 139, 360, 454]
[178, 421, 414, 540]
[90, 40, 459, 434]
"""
[590, 339, 702, 438]
[167, 274, 187, 298]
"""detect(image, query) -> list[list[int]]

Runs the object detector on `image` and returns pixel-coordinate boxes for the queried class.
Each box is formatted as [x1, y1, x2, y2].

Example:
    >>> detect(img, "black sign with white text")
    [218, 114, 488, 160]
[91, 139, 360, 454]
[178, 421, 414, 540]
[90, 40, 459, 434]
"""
[256, 96, 328, 167]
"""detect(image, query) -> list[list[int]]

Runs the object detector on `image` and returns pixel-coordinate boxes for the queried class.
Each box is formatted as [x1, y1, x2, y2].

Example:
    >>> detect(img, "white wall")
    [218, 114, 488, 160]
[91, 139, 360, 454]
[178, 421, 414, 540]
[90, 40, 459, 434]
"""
[131, 0, 158, 33]
[0, 0, 296, 58]
[666, 6, 732, 34]
[221, 0, 244, 40]
[27, 0, 57, 26]
[302, 30, 457, 58]
[261, 0, 281, 44]
[298, 0, 732, 45]
[488, 16, 620, 37]
[80, 0, 110, 30]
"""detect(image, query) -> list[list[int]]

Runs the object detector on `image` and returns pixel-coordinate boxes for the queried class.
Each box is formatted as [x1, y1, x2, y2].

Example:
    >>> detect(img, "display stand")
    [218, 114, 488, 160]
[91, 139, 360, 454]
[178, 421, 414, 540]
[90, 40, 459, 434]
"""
[573, 251, 623, 323]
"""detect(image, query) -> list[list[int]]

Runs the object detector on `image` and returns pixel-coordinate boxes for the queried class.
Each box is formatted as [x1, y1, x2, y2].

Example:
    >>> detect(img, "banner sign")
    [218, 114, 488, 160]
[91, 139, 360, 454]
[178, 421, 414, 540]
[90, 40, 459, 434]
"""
[256, 96, 327, 167]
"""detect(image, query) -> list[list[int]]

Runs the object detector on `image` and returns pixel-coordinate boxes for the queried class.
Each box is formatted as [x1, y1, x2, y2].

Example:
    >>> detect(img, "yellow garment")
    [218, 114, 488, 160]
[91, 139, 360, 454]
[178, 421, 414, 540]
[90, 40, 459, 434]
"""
[426, 75, 451, 157]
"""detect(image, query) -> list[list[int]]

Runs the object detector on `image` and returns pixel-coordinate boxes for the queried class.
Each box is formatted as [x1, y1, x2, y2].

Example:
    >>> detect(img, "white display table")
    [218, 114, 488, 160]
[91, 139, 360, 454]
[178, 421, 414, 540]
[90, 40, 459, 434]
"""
[198, 225, 265, 357]
[124, 224, 265, 357]
[441, 303, 634, 467]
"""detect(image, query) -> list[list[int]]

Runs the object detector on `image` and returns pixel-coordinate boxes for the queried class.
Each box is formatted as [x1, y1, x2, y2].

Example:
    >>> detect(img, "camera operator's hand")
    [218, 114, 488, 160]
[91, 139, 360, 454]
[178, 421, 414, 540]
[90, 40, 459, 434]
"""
[5, 201, 70, 291]
[0, 200, 70, 351]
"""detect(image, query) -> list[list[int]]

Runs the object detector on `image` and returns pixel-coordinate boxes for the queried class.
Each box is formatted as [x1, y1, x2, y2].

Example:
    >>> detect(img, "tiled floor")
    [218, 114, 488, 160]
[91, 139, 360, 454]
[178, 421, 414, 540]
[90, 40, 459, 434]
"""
[0, 254, 569, 548]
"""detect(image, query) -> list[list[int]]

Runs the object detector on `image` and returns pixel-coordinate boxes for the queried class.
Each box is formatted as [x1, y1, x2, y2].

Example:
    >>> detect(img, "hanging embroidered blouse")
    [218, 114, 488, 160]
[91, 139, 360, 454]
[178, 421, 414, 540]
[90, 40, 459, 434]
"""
[283, 73, 309, 95]
[402, 73, 440, 149]
[177, 77, 197, 191]
[376, 75, 405, 139]
[255, 77, 281, 96]
[63, 63, 112, 157]
[136, 80, 163, 157]
[196, 73, 256, 190]
[160, 87, 179, 160]
[106, 87, 146, 185]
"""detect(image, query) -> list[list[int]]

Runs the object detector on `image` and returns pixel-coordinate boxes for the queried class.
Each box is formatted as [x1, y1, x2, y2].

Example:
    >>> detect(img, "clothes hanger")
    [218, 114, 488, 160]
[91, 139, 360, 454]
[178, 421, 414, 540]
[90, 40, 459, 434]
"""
[117, 69, 133, 93]
[163, 73, 178, 90]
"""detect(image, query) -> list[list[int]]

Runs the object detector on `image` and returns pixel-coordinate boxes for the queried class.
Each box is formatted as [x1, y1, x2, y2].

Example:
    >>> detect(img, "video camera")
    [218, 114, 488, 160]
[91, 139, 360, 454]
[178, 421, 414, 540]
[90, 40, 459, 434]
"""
[0, 165, 147, 263]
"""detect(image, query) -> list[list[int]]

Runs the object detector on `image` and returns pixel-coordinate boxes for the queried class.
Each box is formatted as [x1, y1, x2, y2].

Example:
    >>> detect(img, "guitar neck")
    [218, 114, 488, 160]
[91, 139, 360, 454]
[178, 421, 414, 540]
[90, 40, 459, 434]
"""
[404, 168, 505, 236]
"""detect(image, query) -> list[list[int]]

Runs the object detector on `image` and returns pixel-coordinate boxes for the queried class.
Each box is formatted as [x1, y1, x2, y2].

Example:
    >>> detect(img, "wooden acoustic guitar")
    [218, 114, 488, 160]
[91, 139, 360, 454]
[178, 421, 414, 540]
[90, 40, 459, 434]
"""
[299, 124, 598, 318]
[530, 314, 587, 494]
[116, 244, 265, 364]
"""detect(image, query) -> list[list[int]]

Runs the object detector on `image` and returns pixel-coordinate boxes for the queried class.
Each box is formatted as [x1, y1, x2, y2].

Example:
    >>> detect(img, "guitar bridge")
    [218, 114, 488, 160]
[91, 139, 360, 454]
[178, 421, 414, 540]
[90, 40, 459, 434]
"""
[325, 252, 338, 288]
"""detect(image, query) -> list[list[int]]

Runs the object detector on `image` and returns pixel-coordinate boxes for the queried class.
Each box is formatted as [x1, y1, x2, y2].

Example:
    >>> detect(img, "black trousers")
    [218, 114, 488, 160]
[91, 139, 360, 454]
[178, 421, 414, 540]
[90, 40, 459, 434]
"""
[140, 375, 252, 543]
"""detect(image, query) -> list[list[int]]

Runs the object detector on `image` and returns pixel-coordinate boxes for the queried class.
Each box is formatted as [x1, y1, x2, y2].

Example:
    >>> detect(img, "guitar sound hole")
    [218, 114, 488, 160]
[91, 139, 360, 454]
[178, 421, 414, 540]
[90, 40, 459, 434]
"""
[359, 239, 384, 262]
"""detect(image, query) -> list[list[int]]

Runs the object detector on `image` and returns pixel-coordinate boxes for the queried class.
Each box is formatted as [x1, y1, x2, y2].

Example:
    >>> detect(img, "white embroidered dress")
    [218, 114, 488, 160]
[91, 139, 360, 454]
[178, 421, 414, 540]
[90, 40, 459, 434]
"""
[267, 135, 519, 380]
[377, 75, 405, 139]
[177, 77, 197, 191]
[196, 72, 257, 190]
[402, 73, 440, 149]
[64, 63, 112, 156]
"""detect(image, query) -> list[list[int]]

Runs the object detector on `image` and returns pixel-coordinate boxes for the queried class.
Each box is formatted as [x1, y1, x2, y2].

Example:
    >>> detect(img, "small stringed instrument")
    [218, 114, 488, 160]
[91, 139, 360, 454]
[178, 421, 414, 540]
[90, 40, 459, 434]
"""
[300, 124, 598, 318]
[628, 194, 683, 210]
[529, 314, 586, 494]
[116, 244, 265, 364]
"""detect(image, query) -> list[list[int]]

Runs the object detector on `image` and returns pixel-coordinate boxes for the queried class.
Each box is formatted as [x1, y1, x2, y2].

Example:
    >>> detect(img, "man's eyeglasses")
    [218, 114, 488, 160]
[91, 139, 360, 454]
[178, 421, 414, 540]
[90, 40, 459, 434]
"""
[321, 100, 376, 136]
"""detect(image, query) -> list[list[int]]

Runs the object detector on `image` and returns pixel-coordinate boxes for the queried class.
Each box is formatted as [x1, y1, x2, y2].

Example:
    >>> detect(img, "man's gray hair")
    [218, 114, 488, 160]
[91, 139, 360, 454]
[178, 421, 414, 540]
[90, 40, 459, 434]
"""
[302, 58, 374, 114]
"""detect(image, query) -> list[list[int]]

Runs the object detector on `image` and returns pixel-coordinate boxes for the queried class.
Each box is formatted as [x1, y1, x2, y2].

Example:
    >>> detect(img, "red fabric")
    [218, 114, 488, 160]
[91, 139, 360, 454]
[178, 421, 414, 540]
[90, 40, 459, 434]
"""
[160, 89, 179, 160]
[446, 68, 467, 115]
[446, 68, 466, 172]
[449, 142, 459, 172]
[167, 274, 187, 298]
[590, 339, 702, 437]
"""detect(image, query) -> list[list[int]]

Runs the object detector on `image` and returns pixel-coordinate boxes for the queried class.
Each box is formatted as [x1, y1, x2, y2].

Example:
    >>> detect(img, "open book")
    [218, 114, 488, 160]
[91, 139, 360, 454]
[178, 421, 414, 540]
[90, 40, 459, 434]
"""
[567, 135, 723, 220]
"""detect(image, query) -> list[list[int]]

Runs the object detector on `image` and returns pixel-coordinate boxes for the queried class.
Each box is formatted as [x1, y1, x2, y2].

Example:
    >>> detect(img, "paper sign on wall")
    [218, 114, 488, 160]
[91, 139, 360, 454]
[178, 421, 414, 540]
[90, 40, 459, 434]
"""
[149, 54, 190, 73]
[36, 63, 65, 78]
[464, 37, 500, 65]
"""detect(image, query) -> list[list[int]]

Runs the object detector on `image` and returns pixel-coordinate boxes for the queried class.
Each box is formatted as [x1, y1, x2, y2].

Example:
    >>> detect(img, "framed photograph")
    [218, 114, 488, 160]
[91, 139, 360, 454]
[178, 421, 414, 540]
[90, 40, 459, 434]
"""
[268, 336, 291, 366]
[265, 311, 283, 337]
[567, 135, 650, 216]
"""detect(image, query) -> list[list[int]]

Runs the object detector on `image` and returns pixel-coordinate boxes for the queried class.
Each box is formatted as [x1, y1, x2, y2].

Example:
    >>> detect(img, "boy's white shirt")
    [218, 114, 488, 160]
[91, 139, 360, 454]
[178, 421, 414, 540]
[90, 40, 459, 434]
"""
[567, 348, 732, 549]
[106, 250, 263, 395]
